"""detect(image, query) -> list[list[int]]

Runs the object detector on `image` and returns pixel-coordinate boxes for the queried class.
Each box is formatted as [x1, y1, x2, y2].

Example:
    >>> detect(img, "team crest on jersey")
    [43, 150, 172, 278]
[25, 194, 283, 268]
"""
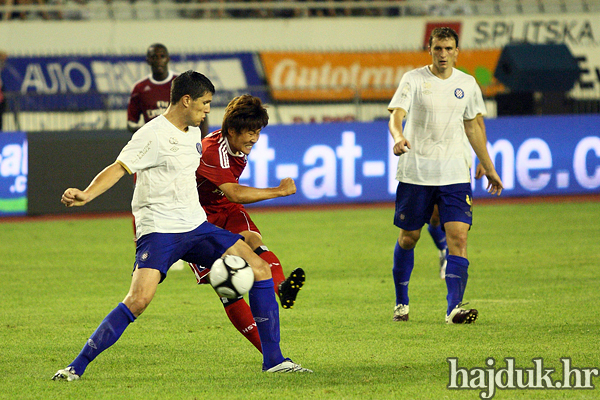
[196, 143, 202, 155]
[454, 88, 465, 99]
[169, 137, 178, 144]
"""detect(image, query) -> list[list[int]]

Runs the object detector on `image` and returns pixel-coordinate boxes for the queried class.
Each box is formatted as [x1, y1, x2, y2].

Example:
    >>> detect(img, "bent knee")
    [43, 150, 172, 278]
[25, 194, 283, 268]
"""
[123, 296, 152, 317]
[398, 232, 420, 250]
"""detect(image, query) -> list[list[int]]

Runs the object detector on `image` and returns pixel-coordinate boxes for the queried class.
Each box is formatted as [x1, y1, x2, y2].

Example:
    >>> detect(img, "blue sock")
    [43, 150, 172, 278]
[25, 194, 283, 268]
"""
[427, 223, 447, 251]
[392, 241, 414, 306]
[445, 255, 469, 315]
[248, 279, 285, 370]
[69, 302, 136, 376]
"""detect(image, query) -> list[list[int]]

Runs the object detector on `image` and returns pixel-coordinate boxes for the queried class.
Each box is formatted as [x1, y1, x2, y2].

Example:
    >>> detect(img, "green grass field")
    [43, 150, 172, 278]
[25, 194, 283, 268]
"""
[1, 200, 599, 400]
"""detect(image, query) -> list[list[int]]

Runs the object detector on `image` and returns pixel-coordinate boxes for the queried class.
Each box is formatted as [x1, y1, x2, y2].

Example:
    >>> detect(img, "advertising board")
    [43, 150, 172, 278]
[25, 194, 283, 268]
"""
[241, 115, 600, 207]
[1, 52, 267, 111]
[0, 132, 27, 216]
[260, 49, 504, 102]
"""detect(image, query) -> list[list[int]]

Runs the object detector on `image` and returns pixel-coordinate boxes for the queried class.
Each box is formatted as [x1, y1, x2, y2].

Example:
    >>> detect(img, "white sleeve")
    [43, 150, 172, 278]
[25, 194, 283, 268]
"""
[116, 126, 159, 174]
[388, 73, 412, 113]
[464, 80, 486, 120]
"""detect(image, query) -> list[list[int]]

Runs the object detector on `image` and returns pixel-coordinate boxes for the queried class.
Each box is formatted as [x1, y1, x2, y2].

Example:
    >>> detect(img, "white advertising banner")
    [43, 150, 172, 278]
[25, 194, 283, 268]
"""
[459, 14, 600, 98]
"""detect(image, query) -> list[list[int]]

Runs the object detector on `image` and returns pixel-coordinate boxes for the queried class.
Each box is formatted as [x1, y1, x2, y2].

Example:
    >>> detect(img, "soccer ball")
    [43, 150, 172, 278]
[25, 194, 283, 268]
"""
[209, 255, 255, 299]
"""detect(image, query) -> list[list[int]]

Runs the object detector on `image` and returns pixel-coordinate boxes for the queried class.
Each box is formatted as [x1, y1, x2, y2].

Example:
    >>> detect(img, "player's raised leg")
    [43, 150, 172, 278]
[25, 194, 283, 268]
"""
[241, 229, 305, 310]
[254, 245, 305, 309]
[224, 239, 312, 372]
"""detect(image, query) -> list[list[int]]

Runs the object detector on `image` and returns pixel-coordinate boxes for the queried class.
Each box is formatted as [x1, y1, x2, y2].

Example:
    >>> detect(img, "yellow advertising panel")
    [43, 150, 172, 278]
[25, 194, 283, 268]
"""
[260, 50, 504, 102]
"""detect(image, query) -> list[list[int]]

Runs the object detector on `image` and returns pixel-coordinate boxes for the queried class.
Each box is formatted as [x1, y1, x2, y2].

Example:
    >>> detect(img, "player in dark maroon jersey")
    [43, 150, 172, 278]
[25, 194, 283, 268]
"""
[127, 43, 208, 137]
[191, 94, 304, 352]
[127, 43, 176, 133]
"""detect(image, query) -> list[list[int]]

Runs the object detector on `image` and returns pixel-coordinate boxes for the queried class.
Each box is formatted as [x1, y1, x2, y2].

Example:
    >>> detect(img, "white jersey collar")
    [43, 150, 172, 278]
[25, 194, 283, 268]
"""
[149, 70, 174, 85]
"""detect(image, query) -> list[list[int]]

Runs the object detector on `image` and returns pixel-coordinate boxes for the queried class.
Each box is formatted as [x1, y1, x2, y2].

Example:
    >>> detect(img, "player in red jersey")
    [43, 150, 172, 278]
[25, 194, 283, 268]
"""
[190, 94, 305, 352]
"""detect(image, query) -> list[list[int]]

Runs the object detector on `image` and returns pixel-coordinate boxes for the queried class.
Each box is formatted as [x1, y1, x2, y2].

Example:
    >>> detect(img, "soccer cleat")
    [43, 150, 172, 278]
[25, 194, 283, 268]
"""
[439, 248, 448, 279]
[264, 358, 313, 373]
[393, 304, 409, 321]
[278, 268, 305, 309]
[52, 366, 80, 381]
[446, 303, 478, 324]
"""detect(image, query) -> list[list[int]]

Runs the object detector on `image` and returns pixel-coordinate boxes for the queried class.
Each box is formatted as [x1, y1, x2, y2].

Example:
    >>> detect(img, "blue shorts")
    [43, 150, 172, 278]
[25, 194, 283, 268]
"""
[134, 222, 243, 282]
[393, 182, 473, 231]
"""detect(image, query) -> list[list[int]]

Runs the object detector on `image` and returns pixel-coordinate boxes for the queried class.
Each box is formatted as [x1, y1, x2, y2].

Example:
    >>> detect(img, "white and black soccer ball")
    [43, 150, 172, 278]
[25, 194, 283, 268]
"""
[209, 255, 255, 299]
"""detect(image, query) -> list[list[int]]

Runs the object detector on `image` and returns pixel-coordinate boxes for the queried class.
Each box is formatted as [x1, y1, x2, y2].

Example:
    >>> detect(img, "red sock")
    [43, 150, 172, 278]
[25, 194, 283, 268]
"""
[259, 251, 285, 295]
[224, 299, 262, 353]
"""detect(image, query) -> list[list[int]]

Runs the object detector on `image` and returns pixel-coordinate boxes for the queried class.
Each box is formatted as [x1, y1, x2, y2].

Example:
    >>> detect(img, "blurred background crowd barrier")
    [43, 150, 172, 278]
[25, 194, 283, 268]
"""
[0, 0, 600, 20]
[1, 0, 600, 21]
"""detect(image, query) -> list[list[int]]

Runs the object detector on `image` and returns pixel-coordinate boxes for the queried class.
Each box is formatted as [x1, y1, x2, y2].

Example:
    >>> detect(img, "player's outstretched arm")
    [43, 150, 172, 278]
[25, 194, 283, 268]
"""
[219, 178, 296, 205]
[61, 162, 127, 207]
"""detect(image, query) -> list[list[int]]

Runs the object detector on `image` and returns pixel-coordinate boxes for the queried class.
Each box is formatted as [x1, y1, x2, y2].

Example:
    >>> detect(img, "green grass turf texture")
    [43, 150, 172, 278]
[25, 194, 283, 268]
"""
[1, 200, 599, 400]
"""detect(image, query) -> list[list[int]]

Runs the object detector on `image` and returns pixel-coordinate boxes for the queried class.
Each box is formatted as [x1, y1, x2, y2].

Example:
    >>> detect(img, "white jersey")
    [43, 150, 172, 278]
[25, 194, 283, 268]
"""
[388, 66, 486, 186]
[117, 115, 207, 239]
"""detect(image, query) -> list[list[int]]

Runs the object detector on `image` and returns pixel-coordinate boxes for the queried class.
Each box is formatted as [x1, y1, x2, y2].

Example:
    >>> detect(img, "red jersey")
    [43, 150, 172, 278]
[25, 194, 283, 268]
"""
[196, 130, 247, 208]
[127, 71, 177, 125]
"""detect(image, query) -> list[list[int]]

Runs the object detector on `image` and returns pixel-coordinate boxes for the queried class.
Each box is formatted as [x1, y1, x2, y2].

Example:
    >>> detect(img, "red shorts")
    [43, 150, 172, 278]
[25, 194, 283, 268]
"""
[204, 202, 261, 236]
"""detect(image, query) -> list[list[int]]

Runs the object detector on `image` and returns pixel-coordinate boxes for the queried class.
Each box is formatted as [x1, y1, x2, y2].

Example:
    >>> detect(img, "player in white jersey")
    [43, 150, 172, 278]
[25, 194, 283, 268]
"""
[53, 71, 311, 382]
[387, 27, 503, 324]
[429, 87, 487, 280]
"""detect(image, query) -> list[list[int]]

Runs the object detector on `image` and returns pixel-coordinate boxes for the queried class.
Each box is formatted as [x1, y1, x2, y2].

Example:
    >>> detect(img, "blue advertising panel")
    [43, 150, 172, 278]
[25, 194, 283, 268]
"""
[474, 115, 600, 197]
[1, 53, 267, 111]
[242, 115, 600, 207]
[0, 132, 28, 216]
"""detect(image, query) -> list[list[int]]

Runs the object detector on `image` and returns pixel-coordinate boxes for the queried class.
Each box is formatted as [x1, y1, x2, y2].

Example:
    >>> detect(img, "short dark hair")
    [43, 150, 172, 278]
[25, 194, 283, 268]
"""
[429, 27, 459, 48]
[147, 43, 168, 57]
[170, 70, 215, 105]
[222, 95, 269, 138]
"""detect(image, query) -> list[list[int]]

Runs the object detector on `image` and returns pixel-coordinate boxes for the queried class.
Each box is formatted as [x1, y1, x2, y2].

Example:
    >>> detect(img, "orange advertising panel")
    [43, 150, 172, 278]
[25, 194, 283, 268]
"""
[260, 50, 504, 102]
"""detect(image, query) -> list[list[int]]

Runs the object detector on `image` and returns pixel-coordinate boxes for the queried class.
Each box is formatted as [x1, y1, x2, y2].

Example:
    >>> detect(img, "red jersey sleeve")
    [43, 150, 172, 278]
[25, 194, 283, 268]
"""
[196, 131, 248, 208]
[198, 137, 239, 187]
[127, 83, 143, 124]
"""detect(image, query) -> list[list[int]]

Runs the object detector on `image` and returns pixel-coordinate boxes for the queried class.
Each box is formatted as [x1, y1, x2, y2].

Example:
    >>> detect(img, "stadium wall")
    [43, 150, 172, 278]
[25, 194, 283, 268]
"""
[27, 130, 134, 216]
[1, 13, 598, 53]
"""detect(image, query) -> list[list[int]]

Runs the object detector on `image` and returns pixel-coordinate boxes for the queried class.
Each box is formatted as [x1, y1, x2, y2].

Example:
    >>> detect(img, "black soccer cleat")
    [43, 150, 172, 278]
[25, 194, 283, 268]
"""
[278, 268, 305, 309]
[446, 303, 478, 324]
